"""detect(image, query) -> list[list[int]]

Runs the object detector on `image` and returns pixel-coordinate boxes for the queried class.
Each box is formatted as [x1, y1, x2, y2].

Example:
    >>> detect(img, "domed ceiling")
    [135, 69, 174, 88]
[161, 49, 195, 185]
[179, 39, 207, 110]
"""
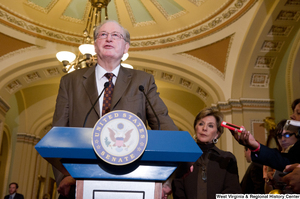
[0, 0, 256, 49]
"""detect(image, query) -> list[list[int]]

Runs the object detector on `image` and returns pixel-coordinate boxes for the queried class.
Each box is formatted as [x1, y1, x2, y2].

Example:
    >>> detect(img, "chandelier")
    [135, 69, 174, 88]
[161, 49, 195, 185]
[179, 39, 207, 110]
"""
[56, 0, 130, 73]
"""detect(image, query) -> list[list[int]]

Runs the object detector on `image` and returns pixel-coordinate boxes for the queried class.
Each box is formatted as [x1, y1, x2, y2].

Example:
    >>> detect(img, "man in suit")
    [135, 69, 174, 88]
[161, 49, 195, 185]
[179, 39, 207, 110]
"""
[52, 20, 178, 198]
[4, 182, 24, 199]
[240, 147, 265, 193]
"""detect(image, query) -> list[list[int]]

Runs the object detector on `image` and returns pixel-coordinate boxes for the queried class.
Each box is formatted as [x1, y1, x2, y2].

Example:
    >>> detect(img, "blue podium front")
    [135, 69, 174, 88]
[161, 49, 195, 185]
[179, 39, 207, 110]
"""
[35, 127, 202, 199]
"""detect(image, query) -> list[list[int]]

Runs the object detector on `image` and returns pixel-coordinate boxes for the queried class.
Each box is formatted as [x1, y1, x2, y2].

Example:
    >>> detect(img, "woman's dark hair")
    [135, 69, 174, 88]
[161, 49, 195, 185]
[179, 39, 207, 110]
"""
[291, 98, 300, 111]
[194, 107, 224, 137]
[275, 119, 287, 136]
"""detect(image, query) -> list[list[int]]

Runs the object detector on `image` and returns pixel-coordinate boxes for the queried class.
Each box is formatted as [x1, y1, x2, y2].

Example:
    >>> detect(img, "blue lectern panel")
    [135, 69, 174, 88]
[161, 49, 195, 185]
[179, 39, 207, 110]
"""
[144, 130, 201, 162]
[63, 163, 176, 181]
[35, 127, 98, 159]
[35, 127, 202, 162]
[35, 127, 202, 180]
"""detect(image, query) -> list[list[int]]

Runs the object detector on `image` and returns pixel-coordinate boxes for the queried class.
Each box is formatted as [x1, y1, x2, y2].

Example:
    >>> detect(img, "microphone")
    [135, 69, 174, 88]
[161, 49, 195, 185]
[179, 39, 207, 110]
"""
[139, 85, 161, 130]
[83, 82, 109, 127]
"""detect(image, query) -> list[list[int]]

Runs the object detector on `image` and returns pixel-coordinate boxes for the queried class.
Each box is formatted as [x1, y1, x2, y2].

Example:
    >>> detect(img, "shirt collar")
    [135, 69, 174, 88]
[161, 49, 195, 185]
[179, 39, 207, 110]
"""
[96, 64, 120, 79]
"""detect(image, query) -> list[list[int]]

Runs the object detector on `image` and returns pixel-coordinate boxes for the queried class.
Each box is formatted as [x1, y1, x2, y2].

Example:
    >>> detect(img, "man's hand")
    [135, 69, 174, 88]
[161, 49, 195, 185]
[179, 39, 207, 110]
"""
[282, 163, 300, 193]
[57, 176, 76, 197]
[230, 126, 259, 150]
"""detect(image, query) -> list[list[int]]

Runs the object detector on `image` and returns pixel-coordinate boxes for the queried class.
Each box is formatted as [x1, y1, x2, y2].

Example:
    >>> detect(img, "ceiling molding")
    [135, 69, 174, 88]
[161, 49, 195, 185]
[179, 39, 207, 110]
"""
[0, 96, 10, 114]
[130, 0, 257, 50]
[0, 0, 257, 50]
[0, 5, 83, 46]
[24, 0, 58, 14]
[217, 98, 274, 112]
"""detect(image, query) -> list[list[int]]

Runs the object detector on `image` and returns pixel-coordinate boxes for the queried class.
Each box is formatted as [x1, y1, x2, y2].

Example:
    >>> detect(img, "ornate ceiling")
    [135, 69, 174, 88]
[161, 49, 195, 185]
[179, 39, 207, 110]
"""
[0, 0, 255, 48]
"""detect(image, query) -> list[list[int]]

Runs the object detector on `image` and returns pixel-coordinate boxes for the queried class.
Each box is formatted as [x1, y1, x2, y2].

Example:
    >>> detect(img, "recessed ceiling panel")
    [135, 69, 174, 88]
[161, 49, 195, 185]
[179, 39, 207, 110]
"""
[151, 0, 186, 20]
[28, 0, 54, 8]
[63, 0, 88, 20]
[181, 35, 232, 76]
[0, 33, 34, 57]
[126, 0, 154, 25]
[106, 0, 119, 22]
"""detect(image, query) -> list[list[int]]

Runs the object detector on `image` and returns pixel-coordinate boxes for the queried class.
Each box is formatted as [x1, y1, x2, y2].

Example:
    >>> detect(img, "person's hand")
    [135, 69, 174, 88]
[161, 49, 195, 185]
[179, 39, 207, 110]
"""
[265, 169, 275, 186]
[282, 163, 300, 193]
[161, 184, 172, 199]
[57, 176, 76, 197]
[230, 126, 259, 150]
[190, 165, 194, 172]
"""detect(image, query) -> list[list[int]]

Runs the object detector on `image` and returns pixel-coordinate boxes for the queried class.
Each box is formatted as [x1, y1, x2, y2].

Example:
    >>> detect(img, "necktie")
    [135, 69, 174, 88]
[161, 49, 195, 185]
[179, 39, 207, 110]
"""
[102, 73, 114, 116]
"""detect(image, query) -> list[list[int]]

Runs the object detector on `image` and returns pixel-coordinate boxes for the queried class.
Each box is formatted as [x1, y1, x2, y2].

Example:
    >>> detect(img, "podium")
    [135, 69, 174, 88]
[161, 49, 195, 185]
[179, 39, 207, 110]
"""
[35, 127, 202, 199]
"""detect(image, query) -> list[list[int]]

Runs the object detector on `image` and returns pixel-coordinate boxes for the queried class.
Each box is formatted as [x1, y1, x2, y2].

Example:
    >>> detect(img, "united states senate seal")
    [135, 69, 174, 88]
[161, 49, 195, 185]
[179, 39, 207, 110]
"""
[92, 110, 148, 165]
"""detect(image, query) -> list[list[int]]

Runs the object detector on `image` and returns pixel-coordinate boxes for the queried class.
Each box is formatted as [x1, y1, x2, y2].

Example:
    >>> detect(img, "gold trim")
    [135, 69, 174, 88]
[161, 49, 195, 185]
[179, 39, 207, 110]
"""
[254, 56, 276, 69]
[196, 87, 208, 100]
[218, 98, 274, 112]
[0, 96, 10, 113]
[43, 68, 61, 77]
[0, 46, 41, 62]
[250, 73, 270, 88]
[5, 80, 22, 94]
[60, 15, 85, 24]
[130, 0, 256, 49]
[17, 133, 40, 144]
[0, 0, 257, 49]
[24, 0, 58, 14]
[188, 0, 207, 7]
[24, 72, 41, 83]
[0, 6, 83, 45]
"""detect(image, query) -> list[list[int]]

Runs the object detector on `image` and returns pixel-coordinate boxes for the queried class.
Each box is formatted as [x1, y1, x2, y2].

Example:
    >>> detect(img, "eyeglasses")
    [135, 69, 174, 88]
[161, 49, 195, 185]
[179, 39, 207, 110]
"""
[96, 31, 125, 41]
[276, 133, 296, 139]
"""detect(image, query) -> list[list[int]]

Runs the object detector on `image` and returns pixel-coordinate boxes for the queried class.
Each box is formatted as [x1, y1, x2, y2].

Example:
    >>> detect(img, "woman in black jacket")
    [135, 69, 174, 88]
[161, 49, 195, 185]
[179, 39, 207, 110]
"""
[172, 108, 242, 199]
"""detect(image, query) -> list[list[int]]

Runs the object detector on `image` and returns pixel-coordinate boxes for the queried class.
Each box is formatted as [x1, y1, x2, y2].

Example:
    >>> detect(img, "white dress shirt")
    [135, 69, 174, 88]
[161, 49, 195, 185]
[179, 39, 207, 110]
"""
[95, 64, 120, 114]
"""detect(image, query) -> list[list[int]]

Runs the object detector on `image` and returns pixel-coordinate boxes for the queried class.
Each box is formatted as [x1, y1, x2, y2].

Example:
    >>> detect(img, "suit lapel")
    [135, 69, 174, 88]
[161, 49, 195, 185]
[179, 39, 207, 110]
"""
[111, 66, 132, 109]
[82, 65, 100, 117]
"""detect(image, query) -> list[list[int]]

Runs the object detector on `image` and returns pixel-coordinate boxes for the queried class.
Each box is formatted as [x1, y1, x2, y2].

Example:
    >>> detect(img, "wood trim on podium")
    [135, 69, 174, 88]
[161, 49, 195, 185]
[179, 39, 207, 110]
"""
[76, 180, 83, 199]
[154, 182, 162, 199]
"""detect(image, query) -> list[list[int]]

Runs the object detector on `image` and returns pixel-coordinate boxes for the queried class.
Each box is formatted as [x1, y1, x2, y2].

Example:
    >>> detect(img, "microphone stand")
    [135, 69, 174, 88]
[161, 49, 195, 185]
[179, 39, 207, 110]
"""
[139, 85, 161, 130]
[83, 82, 109, 127]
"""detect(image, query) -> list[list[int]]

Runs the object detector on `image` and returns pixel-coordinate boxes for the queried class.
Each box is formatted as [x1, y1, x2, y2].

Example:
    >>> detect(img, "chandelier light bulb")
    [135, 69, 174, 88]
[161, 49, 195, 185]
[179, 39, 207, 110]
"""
[121, 63, 133, 69]
[121, 53, 129, 61]
[56, 51, 76, 63]
[79, 44, 96, 56]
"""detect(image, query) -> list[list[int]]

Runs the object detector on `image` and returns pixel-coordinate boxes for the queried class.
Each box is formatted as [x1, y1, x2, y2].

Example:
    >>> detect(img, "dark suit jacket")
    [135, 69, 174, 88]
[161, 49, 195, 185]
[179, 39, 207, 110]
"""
[4, 193, 24, 199]
[53, 65, 177, 130]
[240, 162, 265, 194]
[251, 140, 300, 171]
[172, 145, 242, 199]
